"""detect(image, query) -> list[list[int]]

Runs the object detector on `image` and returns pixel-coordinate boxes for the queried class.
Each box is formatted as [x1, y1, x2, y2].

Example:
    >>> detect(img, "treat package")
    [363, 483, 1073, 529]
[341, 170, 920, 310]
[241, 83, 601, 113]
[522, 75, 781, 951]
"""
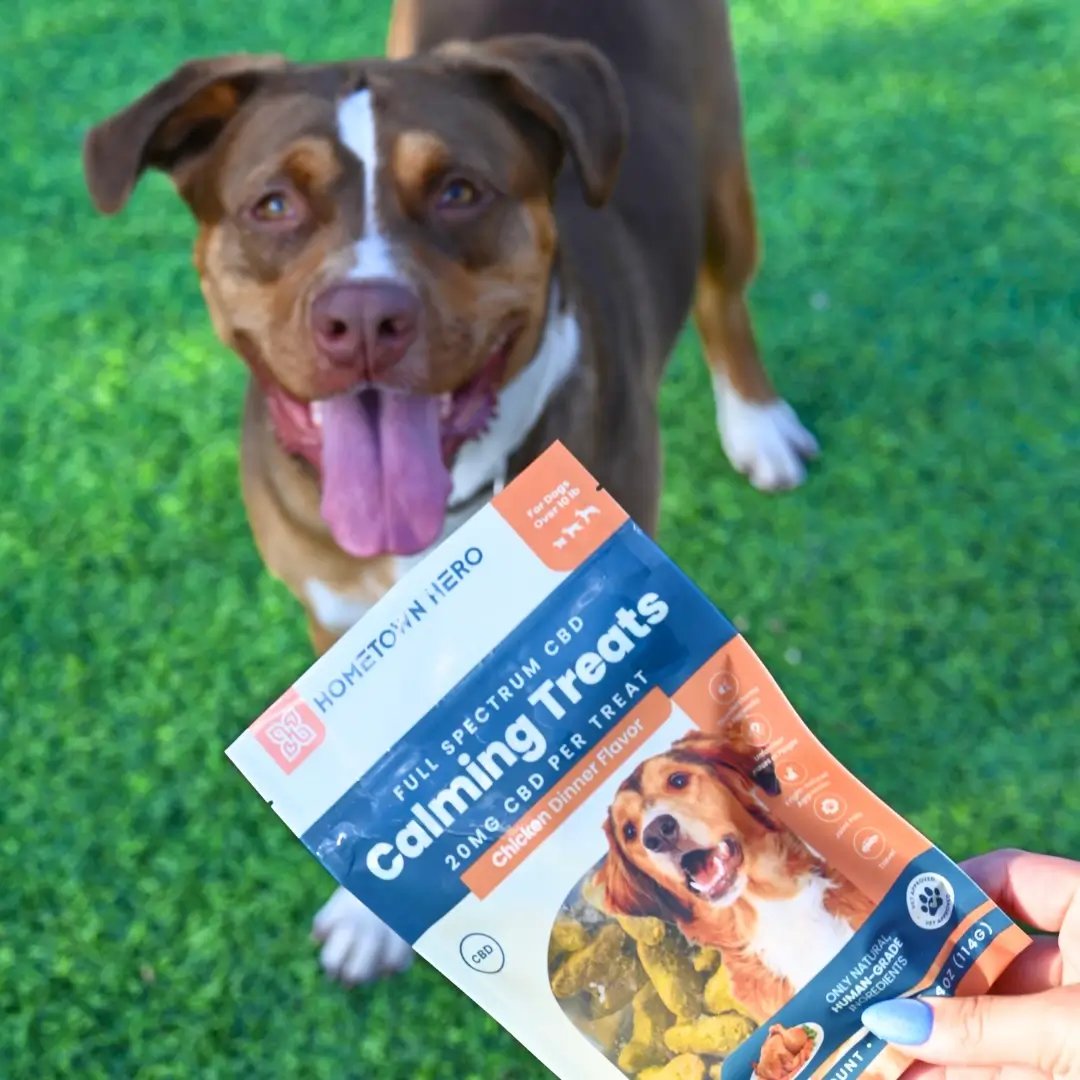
[226, 442, 1029, 1080]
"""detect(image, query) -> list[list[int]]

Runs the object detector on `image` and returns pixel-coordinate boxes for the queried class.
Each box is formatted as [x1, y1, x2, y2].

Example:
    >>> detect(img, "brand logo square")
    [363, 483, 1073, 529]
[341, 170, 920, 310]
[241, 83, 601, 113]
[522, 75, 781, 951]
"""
[254, 690, 325, 773]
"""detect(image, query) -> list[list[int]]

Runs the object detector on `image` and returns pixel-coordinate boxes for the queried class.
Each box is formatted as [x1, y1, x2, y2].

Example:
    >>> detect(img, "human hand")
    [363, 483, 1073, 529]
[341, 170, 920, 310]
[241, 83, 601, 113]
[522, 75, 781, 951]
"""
[862, 848, 1080, 1079]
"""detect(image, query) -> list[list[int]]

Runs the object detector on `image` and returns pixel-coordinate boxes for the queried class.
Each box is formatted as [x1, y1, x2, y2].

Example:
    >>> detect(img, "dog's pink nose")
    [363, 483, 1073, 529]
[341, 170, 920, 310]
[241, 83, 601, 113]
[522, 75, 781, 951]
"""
[311, 280, 420, 375]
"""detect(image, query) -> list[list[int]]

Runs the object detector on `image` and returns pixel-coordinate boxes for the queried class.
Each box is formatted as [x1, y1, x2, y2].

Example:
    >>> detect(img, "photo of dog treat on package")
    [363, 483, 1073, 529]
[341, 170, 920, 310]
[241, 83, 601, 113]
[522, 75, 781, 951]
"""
[227, 442, 1031, 1080]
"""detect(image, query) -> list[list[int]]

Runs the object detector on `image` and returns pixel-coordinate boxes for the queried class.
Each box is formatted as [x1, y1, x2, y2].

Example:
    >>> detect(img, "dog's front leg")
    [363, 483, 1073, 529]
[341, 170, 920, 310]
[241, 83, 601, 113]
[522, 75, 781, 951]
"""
[311, 887, 414, 985]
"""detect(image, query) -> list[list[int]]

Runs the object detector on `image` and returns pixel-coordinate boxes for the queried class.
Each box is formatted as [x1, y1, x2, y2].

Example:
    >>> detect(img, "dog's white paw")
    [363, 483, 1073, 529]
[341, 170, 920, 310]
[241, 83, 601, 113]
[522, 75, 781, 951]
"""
[311, 887, 413, 985]
[713, 375, 819, 491]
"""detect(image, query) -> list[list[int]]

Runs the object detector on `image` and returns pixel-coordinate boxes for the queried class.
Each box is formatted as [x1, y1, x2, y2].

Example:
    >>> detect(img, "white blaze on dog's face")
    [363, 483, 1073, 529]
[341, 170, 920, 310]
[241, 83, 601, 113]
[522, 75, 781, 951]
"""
[83, 43, 626, 560]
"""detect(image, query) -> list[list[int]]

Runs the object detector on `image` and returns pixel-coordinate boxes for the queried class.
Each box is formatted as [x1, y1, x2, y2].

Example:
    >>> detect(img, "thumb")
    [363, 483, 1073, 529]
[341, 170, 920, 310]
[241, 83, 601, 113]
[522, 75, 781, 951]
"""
[862, 989, 1080, 1076]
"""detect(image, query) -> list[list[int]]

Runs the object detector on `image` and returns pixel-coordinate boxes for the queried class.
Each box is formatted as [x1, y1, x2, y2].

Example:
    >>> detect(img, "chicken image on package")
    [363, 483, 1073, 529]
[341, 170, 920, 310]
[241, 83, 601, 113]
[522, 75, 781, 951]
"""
[226, 442, 1030, 1080]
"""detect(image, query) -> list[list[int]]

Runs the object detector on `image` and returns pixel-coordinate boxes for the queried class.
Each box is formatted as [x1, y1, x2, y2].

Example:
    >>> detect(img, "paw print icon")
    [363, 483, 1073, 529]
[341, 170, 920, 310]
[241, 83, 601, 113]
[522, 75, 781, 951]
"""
[918, 885, 944, 916]
[906, 872, 955, 930]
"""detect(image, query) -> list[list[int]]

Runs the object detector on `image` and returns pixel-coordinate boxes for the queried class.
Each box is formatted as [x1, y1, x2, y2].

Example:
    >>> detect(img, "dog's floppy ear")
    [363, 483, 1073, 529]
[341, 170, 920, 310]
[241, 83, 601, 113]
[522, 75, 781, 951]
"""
[435, 34, 628, 207]
[593, 817, 691, 924]
[674, 730, 781, 799]
[83, 53, 287, 214]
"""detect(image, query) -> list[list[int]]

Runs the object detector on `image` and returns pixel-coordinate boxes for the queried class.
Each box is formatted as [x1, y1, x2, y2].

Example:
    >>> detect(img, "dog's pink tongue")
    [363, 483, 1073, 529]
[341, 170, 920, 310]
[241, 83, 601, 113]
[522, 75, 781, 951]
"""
[319, 390, 451, 558]
[692, 853, 726, 891]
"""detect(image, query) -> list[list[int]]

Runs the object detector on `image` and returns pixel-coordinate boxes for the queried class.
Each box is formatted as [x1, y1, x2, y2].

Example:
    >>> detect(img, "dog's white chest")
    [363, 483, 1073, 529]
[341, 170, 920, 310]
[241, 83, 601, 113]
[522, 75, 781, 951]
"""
[748, 877, 854, 991]
[449, 292, 580, 506]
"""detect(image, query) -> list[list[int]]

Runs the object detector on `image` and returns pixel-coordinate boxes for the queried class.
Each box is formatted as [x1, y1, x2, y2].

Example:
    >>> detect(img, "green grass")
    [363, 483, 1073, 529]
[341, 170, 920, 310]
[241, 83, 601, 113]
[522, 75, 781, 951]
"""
[2, 0, 1078, 1076]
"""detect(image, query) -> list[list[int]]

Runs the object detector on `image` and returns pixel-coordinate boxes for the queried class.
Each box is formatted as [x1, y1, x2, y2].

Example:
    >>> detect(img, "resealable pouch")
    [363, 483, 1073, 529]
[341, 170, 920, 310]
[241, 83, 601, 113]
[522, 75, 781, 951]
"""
[227, 442, 1029, 1080]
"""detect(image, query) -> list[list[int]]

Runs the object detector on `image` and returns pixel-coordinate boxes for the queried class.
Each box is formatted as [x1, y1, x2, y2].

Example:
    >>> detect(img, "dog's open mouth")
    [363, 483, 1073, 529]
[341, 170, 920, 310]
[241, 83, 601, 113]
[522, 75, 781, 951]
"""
[681, 837, 743, 900]
[262, 332, 518, 559]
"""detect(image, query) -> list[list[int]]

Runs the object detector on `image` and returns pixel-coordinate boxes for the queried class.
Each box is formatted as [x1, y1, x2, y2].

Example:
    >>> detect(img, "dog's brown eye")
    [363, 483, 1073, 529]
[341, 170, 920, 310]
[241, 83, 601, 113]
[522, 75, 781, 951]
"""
[668, 772, 689, 790]
[249, 191, 296, 224]
[622, 823, 637, 843]
[435, 176, 484, 213]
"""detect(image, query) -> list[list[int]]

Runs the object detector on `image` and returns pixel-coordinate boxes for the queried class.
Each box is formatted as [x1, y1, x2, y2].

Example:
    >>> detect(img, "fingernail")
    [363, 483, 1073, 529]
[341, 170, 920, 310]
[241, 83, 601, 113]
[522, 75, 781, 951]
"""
[861, 999, 934, 1045]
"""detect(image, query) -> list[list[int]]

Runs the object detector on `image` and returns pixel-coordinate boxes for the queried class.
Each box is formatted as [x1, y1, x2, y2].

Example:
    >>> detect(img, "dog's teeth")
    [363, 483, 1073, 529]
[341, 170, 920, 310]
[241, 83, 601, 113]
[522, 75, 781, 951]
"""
[311, 401, 324, 427]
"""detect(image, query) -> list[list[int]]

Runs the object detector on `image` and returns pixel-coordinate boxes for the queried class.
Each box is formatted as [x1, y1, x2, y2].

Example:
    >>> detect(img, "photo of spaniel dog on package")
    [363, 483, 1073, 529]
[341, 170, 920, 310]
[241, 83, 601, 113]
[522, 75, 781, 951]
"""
[594, 728, 875, 1024]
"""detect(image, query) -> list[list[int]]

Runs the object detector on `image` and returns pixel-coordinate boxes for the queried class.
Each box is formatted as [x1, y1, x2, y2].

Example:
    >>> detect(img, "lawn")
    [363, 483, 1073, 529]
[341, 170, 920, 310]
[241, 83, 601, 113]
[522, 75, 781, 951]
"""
[2, 0, 1077, 1077]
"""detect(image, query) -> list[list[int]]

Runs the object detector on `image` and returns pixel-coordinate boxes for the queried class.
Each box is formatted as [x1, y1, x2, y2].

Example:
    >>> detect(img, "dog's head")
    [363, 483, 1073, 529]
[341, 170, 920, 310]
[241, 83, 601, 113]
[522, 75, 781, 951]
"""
[83, 40, 626, 558]
[595, 730, 782, 921]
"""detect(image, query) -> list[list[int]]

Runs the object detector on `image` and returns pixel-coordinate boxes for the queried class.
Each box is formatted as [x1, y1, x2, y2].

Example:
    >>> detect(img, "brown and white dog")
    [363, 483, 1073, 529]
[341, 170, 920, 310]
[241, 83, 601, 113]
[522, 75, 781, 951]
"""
[83, 0, 818, 984]
[595, 732, 874, 1022]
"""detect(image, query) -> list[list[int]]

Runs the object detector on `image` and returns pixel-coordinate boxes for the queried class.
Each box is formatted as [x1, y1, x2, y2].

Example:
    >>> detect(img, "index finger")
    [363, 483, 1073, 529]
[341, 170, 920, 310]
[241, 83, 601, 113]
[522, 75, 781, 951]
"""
[961, 848, 1080, 934]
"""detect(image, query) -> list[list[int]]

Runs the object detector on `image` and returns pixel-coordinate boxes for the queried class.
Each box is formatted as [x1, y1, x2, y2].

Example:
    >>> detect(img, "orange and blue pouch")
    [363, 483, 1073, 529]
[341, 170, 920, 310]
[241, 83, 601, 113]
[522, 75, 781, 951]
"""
[227, 442, 1029, 1080]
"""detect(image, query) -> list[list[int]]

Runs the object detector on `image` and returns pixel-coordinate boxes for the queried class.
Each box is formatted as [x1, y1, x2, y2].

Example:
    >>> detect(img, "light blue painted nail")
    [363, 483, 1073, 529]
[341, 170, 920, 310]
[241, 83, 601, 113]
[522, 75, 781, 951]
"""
[861, 999, 934, 1046]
